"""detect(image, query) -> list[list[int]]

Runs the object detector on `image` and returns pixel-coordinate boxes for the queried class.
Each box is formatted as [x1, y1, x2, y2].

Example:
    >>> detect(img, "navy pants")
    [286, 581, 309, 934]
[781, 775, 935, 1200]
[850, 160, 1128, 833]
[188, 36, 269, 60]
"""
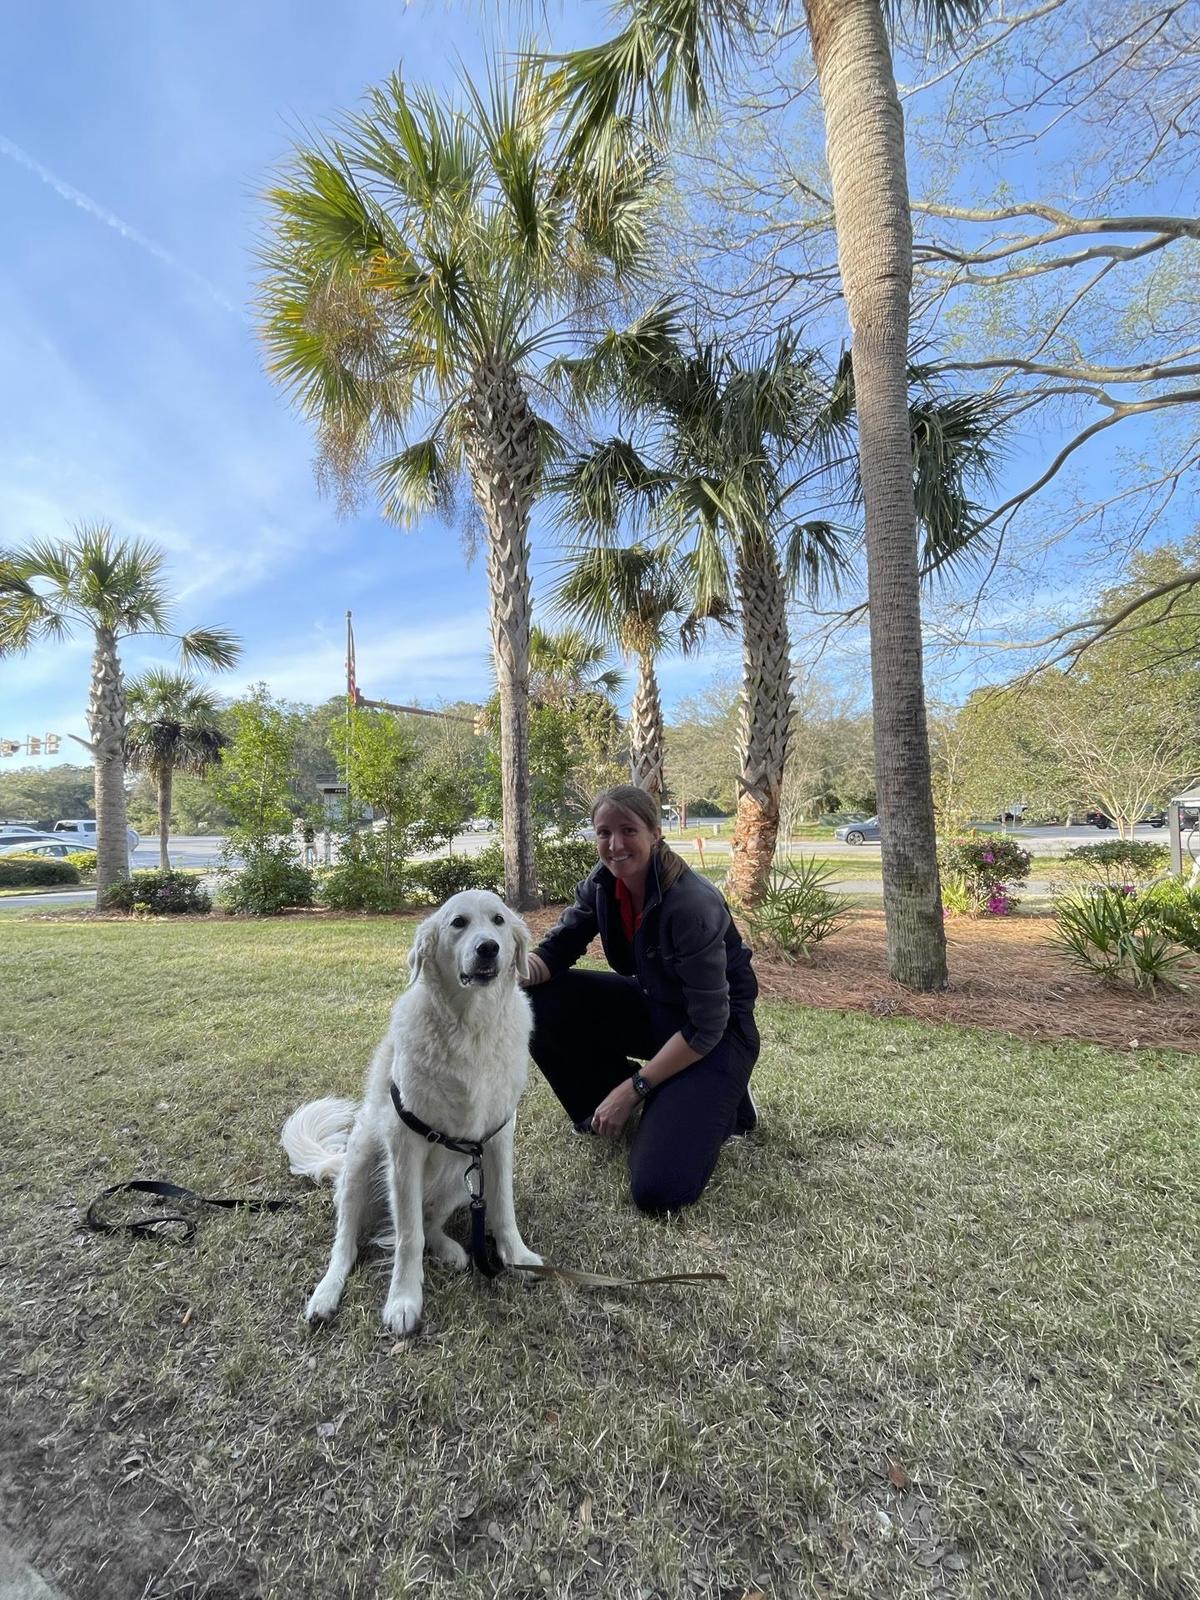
[528, 970, 760, 1215]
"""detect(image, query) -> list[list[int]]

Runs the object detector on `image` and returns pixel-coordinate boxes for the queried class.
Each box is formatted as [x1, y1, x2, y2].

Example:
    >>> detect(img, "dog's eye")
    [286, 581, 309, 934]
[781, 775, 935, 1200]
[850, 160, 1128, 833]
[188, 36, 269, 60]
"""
[491, 914, 504, 926]
[450, 915, 467, 929]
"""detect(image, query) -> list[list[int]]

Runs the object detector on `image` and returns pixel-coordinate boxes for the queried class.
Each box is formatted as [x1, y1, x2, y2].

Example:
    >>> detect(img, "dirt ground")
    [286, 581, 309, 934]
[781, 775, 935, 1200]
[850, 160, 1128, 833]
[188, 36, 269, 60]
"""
[524, 905, 1200, 1055]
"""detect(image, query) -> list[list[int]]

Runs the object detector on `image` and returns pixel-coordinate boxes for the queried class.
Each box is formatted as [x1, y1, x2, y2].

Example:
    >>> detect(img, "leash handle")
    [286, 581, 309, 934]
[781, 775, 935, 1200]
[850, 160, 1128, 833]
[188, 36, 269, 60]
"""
[85, 1179, 293, 1243]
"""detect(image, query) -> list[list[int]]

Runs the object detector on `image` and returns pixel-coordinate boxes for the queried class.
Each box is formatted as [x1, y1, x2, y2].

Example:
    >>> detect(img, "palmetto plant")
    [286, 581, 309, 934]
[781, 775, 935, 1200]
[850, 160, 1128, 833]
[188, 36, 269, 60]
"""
[548, 0, 991, 981]
[549, 540, 730, 801]
[125, 670, 228, 872]
[259, 59, 657, 908]
[0, 525, 239, 895]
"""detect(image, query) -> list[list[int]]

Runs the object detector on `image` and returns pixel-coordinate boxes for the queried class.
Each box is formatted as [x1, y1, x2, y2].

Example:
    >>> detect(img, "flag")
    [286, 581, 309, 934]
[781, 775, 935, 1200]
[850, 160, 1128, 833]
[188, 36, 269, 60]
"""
[346, 611, 357, 707]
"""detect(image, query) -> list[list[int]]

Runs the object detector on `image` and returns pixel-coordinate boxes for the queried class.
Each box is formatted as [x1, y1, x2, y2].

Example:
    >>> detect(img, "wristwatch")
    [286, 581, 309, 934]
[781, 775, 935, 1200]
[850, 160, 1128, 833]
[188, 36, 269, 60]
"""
[630, 1070, 653, 1100]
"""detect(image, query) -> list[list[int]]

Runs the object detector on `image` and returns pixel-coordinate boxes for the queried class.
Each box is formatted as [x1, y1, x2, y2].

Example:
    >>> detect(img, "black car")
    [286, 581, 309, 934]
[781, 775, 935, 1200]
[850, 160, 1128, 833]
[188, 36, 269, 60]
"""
[1085, 808, 1166, 830]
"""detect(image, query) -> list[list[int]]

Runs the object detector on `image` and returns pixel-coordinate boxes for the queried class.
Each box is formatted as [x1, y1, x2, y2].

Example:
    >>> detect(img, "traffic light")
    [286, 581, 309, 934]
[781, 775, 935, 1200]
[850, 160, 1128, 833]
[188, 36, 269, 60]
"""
[45, 733, 61, 754]
[27, 736, 42, 755]
[0, 739, 18, 758]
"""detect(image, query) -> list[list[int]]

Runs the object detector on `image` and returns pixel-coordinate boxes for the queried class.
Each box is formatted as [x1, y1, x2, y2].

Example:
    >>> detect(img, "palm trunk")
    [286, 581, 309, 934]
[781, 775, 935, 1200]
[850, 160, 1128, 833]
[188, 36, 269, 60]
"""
[89, 627, 131, 896]
[463, 356, 539, 909]
[805, 0, 946, 990]
[727, 537, 791, 909]
[630, 652, 664, 800]
[158, 768, 173, 872]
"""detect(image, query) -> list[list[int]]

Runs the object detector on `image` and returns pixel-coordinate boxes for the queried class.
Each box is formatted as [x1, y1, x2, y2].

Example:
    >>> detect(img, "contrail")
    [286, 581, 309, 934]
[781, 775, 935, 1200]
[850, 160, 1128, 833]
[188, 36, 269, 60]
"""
[0, 132, 244, 320]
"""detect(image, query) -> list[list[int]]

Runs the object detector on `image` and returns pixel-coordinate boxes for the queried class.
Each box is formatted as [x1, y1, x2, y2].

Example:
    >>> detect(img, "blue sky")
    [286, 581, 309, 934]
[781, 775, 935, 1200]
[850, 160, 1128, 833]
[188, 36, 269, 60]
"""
[0, 0, 745, 763]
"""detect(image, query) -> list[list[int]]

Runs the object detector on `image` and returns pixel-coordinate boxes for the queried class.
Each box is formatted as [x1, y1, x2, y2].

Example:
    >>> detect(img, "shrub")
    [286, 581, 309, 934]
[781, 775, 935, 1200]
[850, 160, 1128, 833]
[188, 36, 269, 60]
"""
[219, 846, 314, 916]
[1055, 840, 1171, 892]
[536, 836, 597, 903]
[64, 850, 98, 877]
[1052, 888, 1190, 992]
[940, 868, 973, 917]
[0, 857, 80, 888]
[1140, 877, 1200, 953]
[746, 856, 852, 961]
[938, 833, 1032, 915]
[408, 854, 489, 904]
[316, 857, 408, 913]
[469, 843, 506, 894]
[100, 870, 211, 915]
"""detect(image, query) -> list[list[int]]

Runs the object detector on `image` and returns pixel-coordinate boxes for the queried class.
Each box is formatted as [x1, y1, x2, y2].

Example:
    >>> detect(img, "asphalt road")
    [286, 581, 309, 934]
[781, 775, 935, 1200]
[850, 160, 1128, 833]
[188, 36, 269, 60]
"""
[2, 820, 1173, 913]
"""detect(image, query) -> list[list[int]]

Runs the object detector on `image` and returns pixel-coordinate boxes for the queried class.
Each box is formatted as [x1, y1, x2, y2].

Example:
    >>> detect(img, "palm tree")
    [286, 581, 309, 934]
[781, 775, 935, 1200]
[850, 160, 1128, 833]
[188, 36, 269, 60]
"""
[259, 60, 657, 909]
[550, 0, 991, 982]
[125, 670, 228, 872]
[528, 624, 624, 706]
[549, 541, 729, 801]
[552, 314, 849, 906]
[0, 525, 239, 895]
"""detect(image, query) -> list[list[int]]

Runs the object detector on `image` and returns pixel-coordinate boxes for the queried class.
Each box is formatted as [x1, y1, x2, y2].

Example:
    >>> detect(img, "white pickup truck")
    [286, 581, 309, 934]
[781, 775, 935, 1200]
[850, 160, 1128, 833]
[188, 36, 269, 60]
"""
[53, 818, 140, 853]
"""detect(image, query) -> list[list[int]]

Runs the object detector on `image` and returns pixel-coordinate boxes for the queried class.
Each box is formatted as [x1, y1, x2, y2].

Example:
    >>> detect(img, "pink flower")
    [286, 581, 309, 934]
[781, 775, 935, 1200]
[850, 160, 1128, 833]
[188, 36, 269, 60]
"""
[982, 851, 995, 863]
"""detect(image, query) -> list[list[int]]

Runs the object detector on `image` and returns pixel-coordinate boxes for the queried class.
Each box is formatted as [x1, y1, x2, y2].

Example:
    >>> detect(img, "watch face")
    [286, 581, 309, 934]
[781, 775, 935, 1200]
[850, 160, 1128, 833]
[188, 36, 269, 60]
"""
[633, 1073, 650, 1099]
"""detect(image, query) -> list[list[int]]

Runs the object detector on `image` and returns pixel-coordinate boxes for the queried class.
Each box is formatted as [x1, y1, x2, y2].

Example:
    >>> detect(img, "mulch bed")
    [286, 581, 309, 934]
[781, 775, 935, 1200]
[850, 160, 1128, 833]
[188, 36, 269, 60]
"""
[525, 905, 1200, 1055]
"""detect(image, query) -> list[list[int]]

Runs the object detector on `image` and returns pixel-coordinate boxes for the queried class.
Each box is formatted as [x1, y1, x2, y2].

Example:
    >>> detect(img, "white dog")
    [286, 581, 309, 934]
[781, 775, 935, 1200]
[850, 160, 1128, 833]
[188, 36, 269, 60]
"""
[281, 890, 542, 1336]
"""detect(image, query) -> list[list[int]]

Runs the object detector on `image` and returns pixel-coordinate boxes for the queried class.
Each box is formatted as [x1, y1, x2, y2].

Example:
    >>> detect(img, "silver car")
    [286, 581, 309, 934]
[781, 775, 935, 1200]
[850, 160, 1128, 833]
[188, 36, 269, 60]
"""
[834, 816, 881, 845]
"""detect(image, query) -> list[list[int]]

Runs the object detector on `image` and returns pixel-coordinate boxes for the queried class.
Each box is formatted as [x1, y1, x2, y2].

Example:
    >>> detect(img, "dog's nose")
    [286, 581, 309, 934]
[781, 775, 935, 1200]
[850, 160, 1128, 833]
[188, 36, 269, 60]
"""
[476, 939, 499, 960]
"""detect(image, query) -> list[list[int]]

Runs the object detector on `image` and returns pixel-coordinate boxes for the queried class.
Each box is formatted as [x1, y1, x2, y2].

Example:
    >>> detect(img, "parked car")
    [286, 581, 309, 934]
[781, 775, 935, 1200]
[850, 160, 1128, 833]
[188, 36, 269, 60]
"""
[53, 818, 140, 851]
[1085, 808, 1166, 830]
[0, 835, 93, 858]
[467, 816, 495, 832]
[0, 823, 46, 840]
[834, 816, 881, 845]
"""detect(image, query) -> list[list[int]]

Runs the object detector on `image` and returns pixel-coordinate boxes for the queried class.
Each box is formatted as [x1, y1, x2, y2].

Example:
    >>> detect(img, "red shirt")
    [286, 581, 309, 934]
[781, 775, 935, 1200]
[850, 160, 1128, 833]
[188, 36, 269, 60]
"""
[614, 877, 644, 941]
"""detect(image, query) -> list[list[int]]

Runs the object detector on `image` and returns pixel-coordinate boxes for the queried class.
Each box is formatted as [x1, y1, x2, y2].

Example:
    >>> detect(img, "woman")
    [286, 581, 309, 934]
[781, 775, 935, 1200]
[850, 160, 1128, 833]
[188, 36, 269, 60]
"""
[523, 785, 759, 1215]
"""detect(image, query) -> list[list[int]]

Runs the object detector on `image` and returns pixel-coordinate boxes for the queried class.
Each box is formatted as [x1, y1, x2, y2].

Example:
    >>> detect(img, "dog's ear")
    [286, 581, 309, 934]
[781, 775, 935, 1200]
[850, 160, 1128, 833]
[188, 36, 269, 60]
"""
[408, 917, 439, 982]
[511, 917, 532, 984]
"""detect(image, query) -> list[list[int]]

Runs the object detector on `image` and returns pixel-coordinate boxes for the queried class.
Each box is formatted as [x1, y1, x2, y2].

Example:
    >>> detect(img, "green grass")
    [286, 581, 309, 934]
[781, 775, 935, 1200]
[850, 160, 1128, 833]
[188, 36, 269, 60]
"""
[2, 916, 1198, 1599]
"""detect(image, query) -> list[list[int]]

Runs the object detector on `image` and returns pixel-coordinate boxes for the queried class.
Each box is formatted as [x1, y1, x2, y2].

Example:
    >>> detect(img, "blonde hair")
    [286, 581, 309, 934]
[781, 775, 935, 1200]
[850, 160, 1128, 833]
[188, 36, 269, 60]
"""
[589, 785, 689, 892]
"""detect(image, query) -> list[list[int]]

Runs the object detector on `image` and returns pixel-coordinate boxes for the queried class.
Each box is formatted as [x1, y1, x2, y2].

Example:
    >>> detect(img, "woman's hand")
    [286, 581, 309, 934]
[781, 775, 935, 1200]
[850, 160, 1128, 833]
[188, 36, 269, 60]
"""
[590, 1078, 640, 1140]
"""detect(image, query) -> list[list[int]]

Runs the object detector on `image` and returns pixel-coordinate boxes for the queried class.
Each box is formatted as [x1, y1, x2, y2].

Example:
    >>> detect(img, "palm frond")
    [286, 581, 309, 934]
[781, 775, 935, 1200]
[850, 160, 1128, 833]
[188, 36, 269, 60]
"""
[374, 434, 462, 527]
[177, 627, 241, 673]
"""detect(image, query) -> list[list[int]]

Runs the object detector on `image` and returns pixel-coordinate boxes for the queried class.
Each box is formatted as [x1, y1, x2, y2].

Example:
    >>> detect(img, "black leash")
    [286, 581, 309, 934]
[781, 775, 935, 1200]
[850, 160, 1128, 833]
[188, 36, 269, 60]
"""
[85, 1179, 293, 1243]
[389, 1081, 509, 1278]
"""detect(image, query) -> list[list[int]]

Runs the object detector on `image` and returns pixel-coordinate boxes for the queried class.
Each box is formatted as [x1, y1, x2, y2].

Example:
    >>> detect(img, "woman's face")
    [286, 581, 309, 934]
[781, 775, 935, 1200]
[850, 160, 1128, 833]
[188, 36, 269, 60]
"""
[592, 802, 660, 884]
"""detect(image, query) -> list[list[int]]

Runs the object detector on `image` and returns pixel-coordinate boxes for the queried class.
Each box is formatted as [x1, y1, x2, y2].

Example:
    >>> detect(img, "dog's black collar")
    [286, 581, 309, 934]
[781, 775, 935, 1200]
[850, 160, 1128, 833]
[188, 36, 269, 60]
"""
[388, 1082, 511, 1279]
[388, 1081, 509, 1155]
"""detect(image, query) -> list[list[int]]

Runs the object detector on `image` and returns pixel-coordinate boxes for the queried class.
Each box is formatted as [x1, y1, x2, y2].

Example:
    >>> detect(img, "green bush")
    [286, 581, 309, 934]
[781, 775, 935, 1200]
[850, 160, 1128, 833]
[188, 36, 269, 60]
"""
[408, 854, 490, 904]
[938, 833, 1032, 915]
[940, 868, 974, 917]
[1140, 877, 1200, 953]
[64, 850, 98, 877]
[536, 836, 597, 903]
[1055, 840, 1171, 891]
[746, 856, 852, 961]
[1052, 888, 1190, 992]
[469, 843, 506, 894]
[100, 870, 211, 915]
[0, 857, 80, 888]
[219, 847, 315, 916]
[316, 857, 408, 912]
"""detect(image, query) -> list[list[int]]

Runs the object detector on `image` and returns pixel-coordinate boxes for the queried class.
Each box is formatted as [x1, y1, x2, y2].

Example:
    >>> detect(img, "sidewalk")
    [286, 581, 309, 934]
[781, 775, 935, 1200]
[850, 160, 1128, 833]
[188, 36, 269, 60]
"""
[0, 1540, 65, 1600]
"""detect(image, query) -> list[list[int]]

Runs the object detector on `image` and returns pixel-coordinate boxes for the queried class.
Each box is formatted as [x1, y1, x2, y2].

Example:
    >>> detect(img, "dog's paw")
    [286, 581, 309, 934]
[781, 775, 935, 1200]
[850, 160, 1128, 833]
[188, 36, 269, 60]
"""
[496, 1237, 543, 1270]
[427, 1233, 470, 1272]
[382, 1292, 423, 1338]
[305, 1276, 343, 1324]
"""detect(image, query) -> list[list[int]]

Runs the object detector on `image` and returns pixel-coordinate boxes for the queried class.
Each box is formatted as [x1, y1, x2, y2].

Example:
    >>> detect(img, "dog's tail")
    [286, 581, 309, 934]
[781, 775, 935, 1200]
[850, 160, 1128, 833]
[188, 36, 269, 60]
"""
[280, 1097, 359, 1183]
